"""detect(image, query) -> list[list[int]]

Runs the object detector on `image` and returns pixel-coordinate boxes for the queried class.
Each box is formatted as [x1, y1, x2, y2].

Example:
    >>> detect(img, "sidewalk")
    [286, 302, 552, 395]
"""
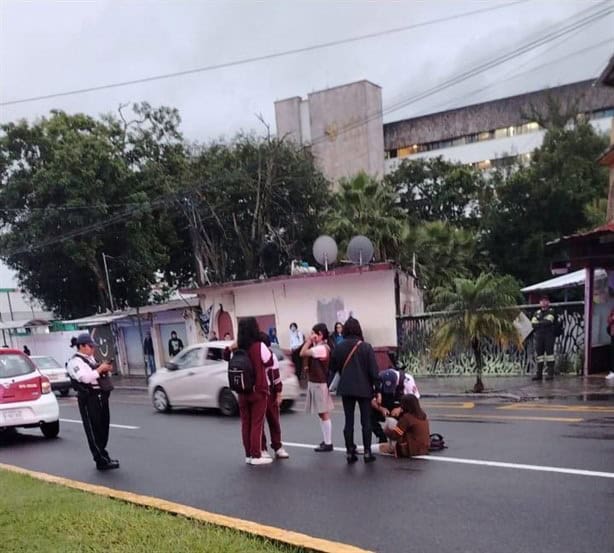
[111, 373, 614, 401]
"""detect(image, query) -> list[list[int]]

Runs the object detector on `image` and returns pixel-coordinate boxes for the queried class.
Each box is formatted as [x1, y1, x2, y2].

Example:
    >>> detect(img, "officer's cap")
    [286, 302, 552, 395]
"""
[75, 333, 97, 347]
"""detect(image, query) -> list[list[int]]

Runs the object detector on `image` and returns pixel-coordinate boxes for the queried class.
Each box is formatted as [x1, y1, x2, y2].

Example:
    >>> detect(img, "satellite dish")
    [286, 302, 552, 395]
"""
[347, 235, 374, 266]
[313, 235, 338, 271]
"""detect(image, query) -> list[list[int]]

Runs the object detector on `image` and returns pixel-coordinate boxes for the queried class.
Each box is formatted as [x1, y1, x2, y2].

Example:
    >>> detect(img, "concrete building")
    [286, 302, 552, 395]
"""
[0, 261, 52, 323]
[275, 80, 385, 183]
[384, 79, 614, 172]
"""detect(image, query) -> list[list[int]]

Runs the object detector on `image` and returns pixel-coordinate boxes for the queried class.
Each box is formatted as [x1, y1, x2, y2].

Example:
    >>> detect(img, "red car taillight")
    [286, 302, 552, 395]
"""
[40, 376, 52, 394]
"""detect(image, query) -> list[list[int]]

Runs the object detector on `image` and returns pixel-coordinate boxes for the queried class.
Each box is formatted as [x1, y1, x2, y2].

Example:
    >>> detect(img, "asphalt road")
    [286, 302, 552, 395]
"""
[2, 392, 613, 553]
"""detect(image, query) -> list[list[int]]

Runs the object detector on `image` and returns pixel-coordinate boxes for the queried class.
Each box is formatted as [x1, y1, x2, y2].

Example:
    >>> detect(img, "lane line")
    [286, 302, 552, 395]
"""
[432, 414, 583, 423]
[283, 442, 614, 479]
[60, 418, 139, 430]
[498, 404, 614, 413]
[0, 463, 372, 553]
[412, 455, 614, 479]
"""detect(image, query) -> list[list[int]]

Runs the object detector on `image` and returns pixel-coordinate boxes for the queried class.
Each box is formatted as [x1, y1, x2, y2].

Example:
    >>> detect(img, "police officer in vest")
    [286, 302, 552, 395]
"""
[66, 333, 119, 470]
[531, 295, 557, 381]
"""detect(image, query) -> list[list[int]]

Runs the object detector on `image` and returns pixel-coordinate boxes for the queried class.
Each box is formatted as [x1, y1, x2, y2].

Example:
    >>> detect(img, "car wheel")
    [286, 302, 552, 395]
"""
[219, 388, 238, 417]
[152, 387, 171, 412]
[60, 389, 70, 397]
[41, 420, 60, 439]
[280, 399, 294, 413]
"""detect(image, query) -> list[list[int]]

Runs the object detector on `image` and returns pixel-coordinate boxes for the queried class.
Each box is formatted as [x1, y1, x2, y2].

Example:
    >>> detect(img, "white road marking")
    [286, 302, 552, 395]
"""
[283, 441, 614, 480]
[60, 418, 139, 430]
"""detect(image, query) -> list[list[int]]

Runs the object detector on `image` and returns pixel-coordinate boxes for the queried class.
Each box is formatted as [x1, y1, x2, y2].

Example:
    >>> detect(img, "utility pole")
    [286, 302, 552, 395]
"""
[102, 253, 115, 312]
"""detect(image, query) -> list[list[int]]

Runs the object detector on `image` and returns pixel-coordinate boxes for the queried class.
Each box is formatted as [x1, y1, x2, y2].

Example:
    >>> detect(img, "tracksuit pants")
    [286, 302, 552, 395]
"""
[261, 392, 282, 452]
[77, 390, 111, 464]
[239, 391, 268, 458]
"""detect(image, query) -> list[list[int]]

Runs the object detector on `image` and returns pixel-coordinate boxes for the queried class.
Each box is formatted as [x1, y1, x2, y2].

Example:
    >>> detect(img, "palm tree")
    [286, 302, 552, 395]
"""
[324, 171, 405, 261]
[430, 273, 522, 393]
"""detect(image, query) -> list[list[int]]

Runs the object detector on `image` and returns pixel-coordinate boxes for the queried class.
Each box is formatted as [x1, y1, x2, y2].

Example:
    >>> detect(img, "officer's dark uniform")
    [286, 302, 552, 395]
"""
[371, 368, 405, 443]
[531, 306, 557, 380]
[66, 337, 119, 470]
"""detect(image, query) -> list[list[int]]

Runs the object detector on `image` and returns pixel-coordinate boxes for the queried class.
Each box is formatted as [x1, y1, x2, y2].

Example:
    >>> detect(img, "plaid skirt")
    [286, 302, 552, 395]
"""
[305, 382, 334, 414]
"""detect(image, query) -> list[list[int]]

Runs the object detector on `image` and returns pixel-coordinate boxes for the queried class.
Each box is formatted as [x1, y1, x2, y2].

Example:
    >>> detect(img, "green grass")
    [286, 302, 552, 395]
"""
[0, 470, 306, 553]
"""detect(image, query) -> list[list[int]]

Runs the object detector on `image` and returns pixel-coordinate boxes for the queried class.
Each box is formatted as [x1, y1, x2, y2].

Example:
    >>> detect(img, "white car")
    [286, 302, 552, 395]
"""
[30, 355, 72, 396]
[148, 340, 299, 416]
[0, 348, 60, 438]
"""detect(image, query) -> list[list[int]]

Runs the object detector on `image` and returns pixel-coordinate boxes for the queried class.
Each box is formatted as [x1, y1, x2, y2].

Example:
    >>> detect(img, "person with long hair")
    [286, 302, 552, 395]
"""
[227, 317, 274, 465]
[260, 332, 289, 460]
[331, 322, 344, 346]
[329, 317, 379, 464]
[380, 394, 430, 458]
[300, 323, 334, 452]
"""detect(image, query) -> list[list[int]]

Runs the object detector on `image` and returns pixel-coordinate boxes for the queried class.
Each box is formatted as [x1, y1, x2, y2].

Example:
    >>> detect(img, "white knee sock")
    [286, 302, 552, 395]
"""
[320, 419, 332, 445]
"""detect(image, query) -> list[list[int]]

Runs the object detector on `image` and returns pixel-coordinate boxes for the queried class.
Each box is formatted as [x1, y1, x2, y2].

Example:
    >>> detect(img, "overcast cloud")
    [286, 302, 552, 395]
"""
[1, 0, 613, 143]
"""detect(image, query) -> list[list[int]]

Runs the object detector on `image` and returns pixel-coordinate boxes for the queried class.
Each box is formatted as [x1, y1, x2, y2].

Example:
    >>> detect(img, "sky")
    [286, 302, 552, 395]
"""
[1, 0, 613, 143]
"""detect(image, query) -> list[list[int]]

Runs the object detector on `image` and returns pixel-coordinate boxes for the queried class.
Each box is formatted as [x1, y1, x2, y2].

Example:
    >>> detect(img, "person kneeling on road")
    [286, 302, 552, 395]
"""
[371, 358, 420, 444]
[378, 394, 430, 458]
[66, 333, 119, 471]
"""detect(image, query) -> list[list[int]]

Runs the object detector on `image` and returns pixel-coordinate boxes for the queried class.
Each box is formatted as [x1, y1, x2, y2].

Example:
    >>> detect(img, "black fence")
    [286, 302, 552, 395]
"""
[397, 302, 584, 376]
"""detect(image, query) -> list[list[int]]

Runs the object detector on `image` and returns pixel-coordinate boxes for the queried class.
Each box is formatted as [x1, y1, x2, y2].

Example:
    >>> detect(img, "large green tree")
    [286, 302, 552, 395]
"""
[0, 104, 190, 318]
[385, 157, 485, 229]
[480, 120, 609, 285]
[181, 133, 330, 283]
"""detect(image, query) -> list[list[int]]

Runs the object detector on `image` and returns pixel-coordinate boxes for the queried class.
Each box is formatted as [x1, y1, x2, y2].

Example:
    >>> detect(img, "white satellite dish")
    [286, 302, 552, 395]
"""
[313, 235, 338, 271]
[347, 235, 374, 266]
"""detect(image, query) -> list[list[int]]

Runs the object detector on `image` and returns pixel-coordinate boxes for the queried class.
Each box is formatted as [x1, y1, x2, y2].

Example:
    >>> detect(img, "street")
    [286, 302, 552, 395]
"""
[1, 391, 613, 553]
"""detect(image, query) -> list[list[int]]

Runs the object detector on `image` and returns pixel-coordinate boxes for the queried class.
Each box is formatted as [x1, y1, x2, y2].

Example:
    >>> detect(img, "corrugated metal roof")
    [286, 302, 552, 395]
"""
[521, 269, 607, 293]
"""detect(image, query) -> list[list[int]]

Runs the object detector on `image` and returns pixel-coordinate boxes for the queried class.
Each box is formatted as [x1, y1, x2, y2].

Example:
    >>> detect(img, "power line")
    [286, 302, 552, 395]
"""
[0, 1, 529, 106]
[307, 2, 614, 150]
[2, 4, 612, 256]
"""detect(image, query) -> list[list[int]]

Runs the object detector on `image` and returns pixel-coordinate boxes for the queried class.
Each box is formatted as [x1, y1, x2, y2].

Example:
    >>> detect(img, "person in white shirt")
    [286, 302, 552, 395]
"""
[289, 322, 305, 382]
[300, 323, 334, 452]
[66, 333, 118, 471]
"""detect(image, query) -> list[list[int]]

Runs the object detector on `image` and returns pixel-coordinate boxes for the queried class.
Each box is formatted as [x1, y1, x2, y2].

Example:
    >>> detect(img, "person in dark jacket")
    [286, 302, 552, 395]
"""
[531, 295, 557, 381]
[329, 317, 379, 464]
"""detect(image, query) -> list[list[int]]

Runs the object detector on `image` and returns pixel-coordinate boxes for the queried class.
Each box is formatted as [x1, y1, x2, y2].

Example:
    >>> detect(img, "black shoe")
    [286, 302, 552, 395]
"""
[377, 436, 387, 444]
[96, 459, 120, 471]
[363, 452, 376, 464]
[346, 452, 358, 464]
[314, 443, 333, 452]
[531, 375, 542, 381]
[544, 376, 554, 381]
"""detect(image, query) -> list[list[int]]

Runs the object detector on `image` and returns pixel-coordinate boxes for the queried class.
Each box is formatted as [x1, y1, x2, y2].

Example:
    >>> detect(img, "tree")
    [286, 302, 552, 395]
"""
[430, 273, 521, 393]
[0, 104, 190, 318]
[400, 221, 485, 303]
[385, 157, 485, 229]
[181, 132, 330, 283]
[324, 171, 405, 261]
[480, 119, 609, 285]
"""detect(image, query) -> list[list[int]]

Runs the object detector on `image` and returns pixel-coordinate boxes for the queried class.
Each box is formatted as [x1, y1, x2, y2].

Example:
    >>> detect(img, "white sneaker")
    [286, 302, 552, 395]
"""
[249, 456, 273, 465]
[261, 450, 272, 459]
[275, 447, 289, 459]
[245, 457, 252, 464]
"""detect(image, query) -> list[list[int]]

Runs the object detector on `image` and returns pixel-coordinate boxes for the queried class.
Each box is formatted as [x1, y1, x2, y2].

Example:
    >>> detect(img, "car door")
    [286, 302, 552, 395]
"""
[183, 346, 227, 408]
[162, 347, 204, 406]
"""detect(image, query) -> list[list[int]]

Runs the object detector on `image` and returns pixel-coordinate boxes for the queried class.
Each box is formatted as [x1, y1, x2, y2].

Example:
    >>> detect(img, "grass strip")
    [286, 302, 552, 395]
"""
[0, 469, 307, 553]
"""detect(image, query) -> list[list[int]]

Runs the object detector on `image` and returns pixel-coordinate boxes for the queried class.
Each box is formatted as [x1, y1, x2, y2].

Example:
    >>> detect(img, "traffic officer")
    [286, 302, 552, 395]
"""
[66, 333, 119, 470]
[531, 295, 557, 381]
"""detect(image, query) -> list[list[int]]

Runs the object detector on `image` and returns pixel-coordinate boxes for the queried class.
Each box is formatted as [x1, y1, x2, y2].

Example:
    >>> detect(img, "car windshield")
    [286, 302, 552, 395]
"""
[0, 354, 35, 378]
[33, 356, 61, 369]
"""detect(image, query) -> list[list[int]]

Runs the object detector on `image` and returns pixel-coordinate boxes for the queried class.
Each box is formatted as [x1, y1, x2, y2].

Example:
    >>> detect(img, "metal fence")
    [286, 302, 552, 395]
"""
[397, 302, 584, 376]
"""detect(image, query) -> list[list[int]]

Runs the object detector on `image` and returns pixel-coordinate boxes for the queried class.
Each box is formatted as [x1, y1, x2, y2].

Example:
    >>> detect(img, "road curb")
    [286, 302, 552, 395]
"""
[0, 462, 373, 553]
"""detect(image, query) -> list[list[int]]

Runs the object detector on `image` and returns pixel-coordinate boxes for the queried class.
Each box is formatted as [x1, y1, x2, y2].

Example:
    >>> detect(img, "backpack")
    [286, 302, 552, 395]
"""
[429, 433, 447, 452]
[227, 349, 255, 394]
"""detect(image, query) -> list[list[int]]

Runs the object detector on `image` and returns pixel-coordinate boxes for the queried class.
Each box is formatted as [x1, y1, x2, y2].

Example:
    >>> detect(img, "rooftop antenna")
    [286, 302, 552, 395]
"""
[347, 235, 374, 266]
[313, 235, 338, 271]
